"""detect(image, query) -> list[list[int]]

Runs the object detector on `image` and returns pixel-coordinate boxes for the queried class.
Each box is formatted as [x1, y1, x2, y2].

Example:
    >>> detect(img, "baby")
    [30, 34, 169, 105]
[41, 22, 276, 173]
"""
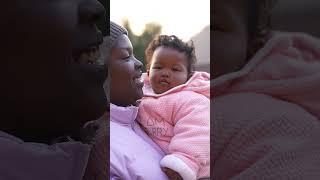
[138, 35, 210, 180]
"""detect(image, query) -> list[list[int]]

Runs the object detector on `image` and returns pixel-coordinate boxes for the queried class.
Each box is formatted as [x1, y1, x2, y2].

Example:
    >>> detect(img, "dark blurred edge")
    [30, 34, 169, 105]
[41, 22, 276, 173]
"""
[98, 0, 110, 36]
[209, 0, 213, 177]
[211, 0, 320, 178]
[97, 0, 109, 179]
[271, 0, 320, 38]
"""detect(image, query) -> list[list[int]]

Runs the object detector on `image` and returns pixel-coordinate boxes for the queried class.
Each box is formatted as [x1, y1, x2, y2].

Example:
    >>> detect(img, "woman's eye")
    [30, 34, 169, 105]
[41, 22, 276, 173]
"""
[172, 68, 180, 71]
[121, 55, 131, 60]
[119, 50, 131, 61]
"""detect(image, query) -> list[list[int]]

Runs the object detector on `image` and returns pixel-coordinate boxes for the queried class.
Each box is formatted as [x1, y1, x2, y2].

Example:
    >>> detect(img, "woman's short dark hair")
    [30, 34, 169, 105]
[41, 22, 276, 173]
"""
[145, 35, 197, 74]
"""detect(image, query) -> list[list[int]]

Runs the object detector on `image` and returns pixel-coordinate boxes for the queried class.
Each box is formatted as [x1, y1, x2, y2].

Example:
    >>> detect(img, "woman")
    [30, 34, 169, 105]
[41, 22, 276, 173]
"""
[83, 37, 109, 180]
[108, 21, 169, 180]
[213, 0, 320, 179]
[0, 0, 107, 179]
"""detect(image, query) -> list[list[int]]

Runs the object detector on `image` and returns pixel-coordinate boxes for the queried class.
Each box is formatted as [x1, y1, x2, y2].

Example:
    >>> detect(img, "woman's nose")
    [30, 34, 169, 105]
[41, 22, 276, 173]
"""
[134, 57, 143, 71]
[79, 0, 106, 23]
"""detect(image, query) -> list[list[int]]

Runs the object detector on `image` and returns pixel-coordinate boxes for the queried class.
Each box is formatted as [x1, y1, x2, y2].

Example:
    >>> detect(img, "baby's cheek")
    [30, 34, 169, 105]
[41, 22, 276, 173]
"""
[174, 75, 188, 86]
[149, 73, 158, 84]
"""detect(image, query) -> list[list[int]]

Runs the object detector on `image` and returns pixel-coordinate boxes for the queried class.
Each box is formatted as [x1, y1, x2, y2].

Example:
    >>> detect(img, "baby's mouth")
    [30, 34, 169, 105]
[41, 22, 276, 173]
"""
[159, 79, 170, 86]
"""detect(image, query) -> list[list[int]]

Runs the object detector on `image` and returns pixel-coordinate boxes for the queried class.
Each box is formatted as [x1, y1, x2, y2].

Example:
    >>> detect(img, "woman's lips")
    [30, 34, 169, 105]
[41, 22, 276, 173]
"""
[133, 74, 144, 88]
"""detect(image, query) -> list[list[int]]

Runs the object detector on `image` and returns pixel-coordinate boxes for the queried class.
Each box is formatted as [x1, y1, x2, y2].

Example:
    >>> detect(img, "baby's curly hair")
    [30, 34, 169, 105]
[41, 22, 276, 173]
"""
[145, 35, 197, 74]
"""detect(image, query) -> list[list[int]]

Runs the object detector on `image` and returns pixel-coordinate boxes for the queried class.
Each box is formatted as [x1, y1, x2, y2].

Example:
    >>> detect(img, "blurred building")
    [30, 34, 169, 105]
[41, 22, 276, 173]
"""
[272, 0, 320, 37]
[190, 25, 210, 73]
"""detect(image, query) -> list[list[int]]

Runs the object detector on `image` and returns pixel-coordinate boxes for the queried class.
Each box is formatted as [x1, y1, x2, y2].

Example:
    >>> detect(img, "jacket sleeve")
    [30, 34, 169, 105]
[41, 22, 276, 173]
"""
[160, 94, 210, 180]
[0, 134, 90, 180]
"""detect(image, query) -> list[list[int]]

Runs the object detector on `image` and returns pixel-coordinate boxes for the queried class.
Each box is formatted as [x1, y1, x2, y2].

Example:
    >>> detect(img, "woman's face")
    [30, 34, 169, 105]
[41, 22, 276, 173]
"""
[110, 34, 144, 107]
[0, 0, 107, 136]
[213, 0, 249, 78]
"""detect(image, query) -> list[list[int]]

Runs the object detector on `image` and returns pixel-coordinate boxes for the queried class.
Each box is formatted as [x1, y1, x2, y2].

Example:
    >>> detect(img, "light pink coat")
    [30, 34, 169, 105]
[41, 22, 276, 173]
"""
[213, 32, 320, 179]
[138, 71, 210, 180]
[214, 32, 320, 117]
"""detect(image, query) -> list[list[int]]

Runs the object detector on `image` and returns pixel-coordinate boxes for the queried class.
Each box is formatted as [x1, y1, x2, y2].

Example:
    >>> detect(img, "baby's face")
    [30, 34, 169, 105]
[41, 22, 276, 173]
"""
[213, 0, 249, 78]
[148, 47, 189, 94]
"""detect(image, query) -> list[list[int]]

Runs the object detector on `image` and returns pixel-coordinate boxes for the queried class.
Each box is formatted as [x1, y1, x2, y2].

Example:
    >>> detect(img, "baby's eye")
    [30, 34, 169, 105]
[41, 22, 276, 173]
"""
[172, 67, 181, 71]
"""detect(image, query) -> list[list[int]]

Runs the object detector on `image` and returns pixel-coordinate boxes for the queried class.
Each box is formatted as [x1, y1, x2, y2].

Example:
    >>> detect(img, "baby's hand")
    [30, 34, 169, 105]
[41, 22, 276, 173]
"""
[161, 167, 183, 180]
[79, 120, 99, 145]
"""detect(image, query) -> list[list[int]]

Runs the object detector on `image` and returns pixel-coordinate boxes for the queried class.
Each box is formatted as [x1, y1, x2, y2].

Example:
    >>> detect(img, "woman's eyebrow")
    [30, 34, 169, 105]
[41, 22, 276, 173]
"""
[118, 47, 133, 54]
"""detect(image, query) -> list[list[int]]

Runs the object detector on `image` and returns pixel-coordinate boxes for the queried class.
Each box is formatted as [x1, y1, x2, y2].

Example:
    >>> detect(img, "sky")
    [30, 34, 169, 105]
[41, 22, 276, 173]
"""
[110, 0, 210, 41]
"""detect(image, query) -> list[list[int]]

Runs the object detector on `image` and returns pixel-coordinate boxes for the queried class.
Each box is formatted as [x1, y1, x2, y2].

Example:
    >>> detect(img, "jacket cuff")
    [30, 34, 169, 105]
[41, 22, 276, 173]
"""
[160, 154, 196, 180]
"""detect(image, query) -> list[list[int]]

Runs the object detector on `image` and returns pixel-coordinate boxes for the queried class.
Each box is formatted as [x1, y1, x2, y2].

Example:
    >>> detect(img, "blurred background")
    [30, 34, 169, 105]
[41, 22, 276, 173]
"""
[98, 0, 107, 36]
[110, 0, 210, 72]
[271, 0, 320, 37]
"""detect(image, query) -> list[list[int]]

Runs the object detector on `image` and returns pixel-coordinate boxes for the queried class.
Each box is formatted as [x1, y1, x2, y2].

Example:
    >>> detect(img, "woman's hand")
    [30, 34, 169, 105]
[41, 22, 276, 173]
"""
[161, 167, 183, 180]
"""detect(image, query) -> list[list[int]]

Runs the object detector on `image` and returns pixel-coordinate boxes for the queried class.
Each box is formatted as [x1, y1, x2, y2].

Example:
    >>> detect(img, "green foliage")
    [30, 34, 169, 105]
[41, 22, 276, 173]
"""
[122, 19, 162, 71]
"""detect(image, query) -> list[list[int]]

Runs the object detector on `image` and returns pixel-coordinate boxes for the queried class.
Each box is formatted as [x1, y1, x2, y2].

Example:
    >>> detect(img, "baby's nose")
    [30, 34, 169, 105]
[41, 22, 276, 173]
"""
[161, 69, 170, 77]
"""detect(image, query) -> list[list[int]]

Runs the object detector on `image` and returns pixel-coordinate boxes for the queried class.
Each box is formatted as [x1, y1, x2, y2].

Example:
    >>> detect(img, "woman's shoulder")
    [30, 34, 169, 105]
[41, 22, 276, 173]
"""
[110, 121, 137, 143]
[110, 121, 163, 156]
[110, 121, 168, 180]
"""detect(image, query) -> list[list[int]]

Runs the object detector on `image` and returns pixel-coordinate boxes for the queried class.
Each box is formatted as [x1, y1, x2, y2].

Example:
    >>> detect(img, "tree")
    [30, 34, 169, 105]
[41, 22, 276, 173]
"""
[122, 19, 162, 71]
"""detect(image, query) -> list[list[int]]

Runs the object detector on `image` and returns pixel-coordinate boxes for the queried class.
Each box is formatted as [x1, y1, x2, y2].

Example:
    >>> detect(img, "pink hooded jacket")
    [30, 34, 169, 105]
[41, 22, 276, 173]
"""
[138, 71, 210, 180]
[213, 32, 320, 179]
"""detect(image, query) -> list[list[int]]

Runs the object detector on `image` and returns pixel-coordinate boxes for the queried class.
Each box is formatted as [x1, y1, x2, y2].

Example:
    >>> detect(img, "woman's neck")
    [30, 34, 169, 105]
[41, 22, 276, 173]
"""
[111, 101, 138, 107]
